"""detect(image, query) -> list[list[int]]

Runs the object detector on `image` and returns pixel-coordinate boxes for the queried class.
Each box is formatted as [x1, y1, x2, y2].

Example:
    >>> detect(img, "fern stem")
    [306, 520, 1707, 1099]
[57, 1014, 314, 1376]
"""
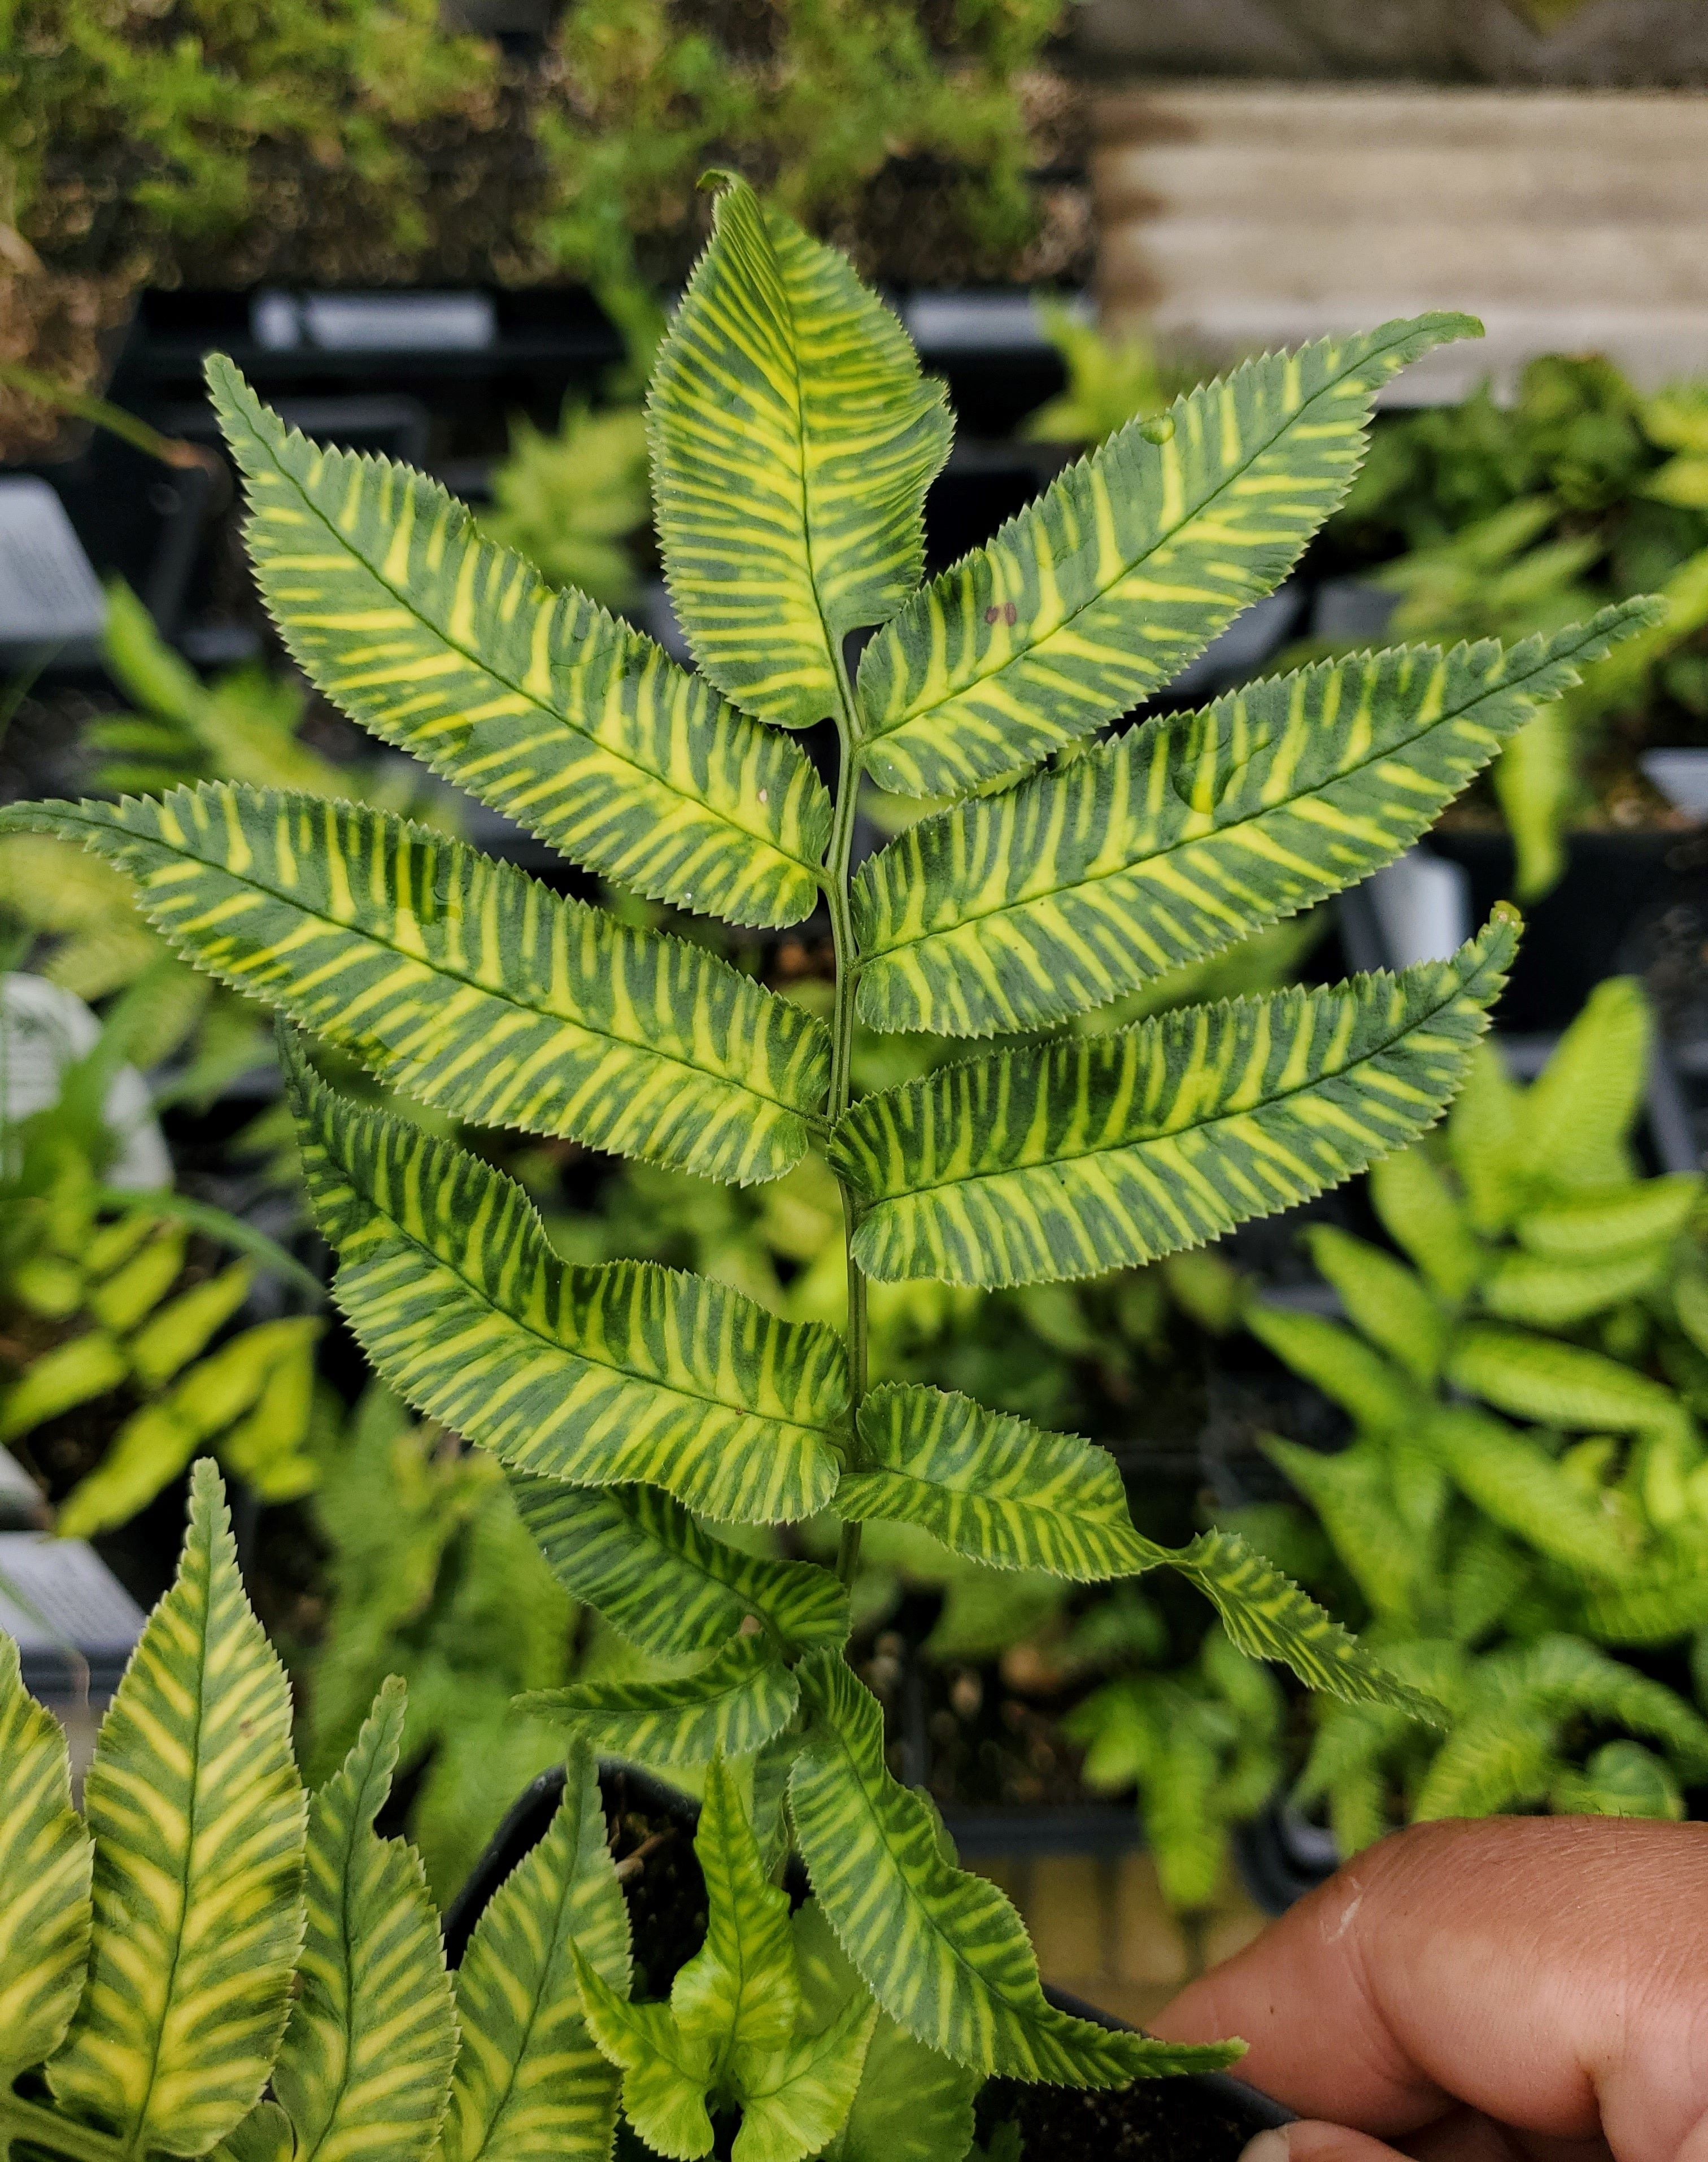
[0, 2092, 127, 2162]
[825, 675, 867, 1593]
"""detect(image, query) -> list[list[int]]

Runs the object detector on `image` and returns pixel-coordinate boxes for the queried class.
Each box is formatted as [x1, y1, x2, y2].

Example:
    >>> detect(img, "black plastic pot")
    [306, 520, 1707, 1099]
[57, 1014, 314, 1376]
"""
[446, 1763, 1291, 2160]
[1235, 1803, 1342, 1919]
[14, 431, 216, 662]
[1341, 827, 1706, 1038]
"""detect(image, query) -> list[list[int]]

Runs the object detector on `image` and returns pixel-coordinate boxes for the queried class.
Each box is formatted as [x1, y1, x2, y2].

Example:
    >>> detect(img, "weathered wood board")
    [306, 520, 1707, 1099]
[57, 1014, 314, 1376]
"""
[1095, 85, 1708, 396]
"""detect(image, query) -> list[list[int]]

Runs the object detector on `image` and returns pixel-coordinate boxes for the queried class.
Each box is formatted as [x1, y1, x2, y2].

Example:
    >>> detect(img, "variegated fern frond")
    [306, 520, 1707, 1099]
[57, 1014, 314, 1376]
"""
[0, 167, 1658, 2128]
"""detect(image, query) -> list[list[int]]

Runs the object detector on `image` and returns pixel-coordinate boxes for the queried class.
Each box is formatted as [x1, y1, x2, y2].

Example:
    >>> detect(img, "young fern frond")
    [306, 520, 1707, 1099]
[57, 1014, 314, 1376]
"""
[1, 172, 1659, 2132]
[0, 1463, 635, 2162]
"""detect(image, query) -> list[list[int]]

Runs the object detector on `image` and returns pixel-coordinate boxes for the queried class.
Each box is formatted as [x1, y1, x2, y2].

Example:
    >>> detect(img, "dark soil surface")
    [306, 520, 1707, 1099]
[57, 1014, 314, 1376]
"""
[605, 1776, 709, 2003]
[979, 2073, 1281, 2162]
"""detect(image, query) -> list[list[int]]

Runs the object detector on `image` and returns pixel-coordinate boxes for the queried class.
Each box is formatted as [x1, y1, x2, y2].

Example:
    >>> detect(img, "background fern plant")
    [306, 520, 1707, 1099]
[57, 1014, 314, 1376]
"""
[294, 1380, 583, 1906]
[0, 974, 322, 1536]
[0, 176, 1659, 2133]
[1235, 977, 1708, 1849]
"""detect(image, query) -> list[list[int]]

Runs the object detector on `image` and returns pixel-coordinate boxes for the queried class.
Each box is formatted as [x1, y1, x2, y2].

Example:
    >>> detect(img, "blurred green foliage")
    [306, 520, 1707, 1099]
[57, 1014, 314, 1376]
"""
[2, 0, 494, 261]
[295, 1380, 582, 1901]
[480, 398, 651, 609]
[534, 0, 1066, 373]
[1233, 978, 1708, 1849]
[1021, 300, 1191, 449]
[0, 971, 321, 1536]
[1326, 355, 1708, 895]
[6, 0, 1067, 374]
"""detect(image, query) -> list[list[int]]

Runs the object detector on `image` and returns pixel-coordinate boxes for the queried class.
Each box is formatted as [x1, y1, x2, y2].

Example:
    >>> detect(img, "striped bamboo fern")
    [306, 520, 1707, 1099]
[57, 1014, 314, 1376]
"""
[0, 1459, 631, 2162]
[0, 174, 1661, 2146]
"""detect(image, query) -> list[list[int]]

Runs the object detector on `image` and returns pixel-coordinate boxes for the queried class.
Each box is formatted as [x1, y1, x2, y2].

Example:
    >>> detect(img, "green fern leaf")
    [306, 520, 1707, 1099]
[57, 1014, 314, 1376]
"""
[5, 787, 828, 1187]
[1552, 1739, 1683, 1821]
[1414, 1708, 1559, 1820]
[1448, 1324, 1681, 1435]
[1422, 1407, 1639, 1579]
[1294, 1640, 1465, 1829]
[0, 1634, 92, 2082]
[672, 1756, 799, 2063]
[1368, 1145, 1484, 1302]
[1245, 1304, 1414, 1430]
[272, 1677, 456, 2162]
[520, 1637, 800, 1766]
[46, 1461, 307, 2156]
[1445, 1523, 1532, 1644]
[1516, 1174, 1701, 1259]
[443, 1742, 629, 2162]
[853, 611, 1641, 1033]
[788, 1651, 1240, 2084]
[1263, 1438, 1426, 1623]
[1517, 977, 1649, 1192]
[287, 1045, 848, 1524]
[512, 1474, 849, 1658]
[1175, 1527, 1444, 1719]
[206, 357, 830, 929]
[0, 1331, 130, 1447]
[854, 313, 1479, 797]
[56, 1315, 319, 1542]
[834, 918, 1515, 1288]
[791, 1903, 978, 2162]
[1417, 1636, 1708, 1819]
[1447, 1043, 1528, 1234]
[1519, 1638, 1708, 1774]
[573, 1962, 718, 2162]
[1580, 1561, 1708, 1646]
[839, 1385, 1167, 1578]
[216, 2102, 297, 2162]
[1479, 1245, 1666, 1328]
[727, 1995, 878, 2162]
[1306, 1226, 1449, 1385]
[129, 1261, 256, 1389]
[648, 175, 951, 730]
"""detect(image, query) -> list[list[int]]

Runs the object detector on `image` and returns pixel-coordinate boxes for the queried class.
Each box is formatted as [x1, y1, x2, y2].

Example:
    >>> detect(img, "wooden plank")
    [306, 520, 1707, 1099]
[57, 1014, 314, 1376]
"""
[1092, 81, 1708, 391]
[1094, 82, 1708, 151]
[1095, 143, 1708, 224]
[1103, 219, 1708, 309]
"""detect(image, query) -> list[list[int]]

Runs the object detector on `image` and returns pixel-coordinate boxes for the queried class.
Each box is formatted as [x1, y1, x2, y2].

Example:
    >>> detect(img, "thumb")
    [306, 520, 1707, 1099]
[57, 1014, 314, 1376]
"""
[1240, 2121, 1523, 2162]
[1242, 2130, 1405, 2162]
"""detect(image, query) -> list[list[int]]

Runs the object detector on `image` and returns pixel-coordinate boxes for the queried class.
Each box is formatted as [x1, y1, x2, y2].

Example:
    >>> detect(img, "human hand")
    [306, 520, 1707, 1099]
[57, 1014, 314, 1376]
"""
[1152, 1817, 1708, 2162]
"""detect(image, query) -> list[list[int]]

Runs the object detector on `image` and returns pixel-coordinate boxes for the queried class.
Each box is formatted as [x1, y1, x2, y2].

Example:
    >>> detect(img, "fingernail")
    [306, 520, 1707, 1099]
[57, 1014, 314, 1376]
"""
[1239, 2130, 1291, 2162]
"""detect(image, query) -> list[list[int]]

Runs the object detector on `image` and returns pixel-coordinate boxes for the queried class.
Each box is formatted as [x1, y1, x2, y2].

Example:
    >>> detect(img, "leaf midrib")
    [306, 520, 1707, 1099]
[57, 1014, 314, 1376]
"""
[853, 956, 1493, 1210]
[304, 1725, 402, 2161]
[458, 1806, 598, 2157]
[770, 202, 848, 725]
[863, 319, 1435, 742]
[862, 623, 1600, 975]
[119, 1524, 215, 2159]
[241, 406, 818, 881]
[66, 799, 820, 1131]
